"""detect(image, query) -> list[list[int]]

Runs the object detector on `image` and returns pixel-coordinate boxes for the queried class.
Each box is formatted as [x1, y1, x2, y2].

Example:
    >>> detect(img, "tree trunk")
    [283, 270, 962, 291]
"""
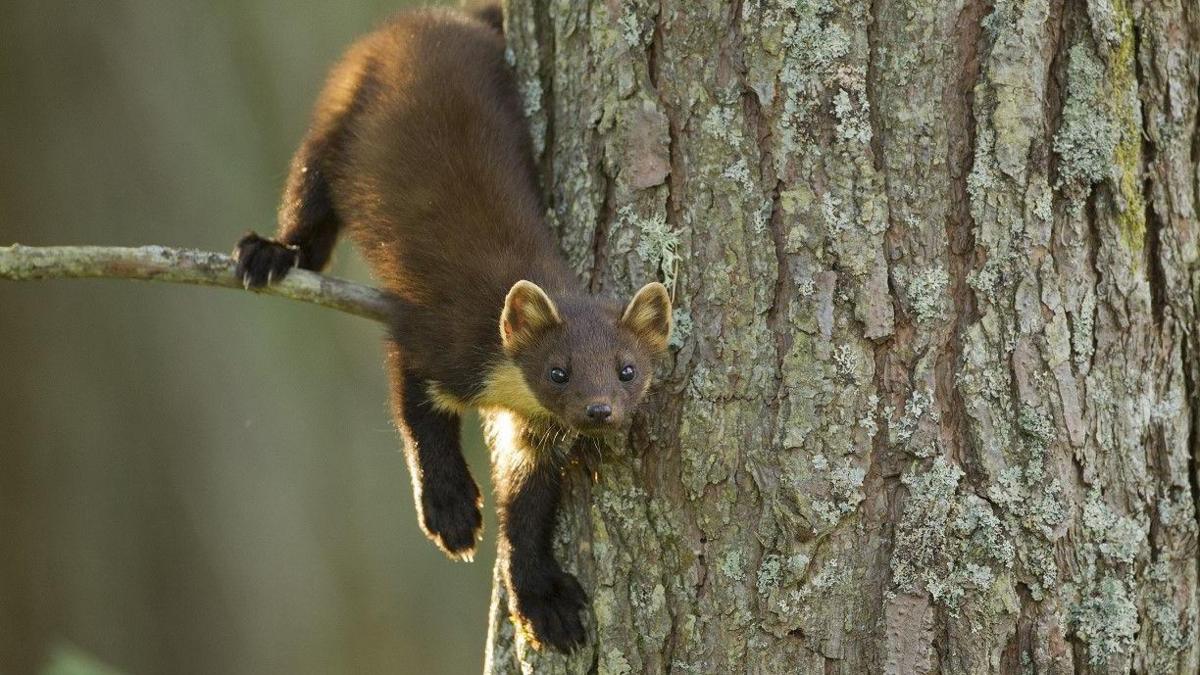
[484, 0, 1200, 672]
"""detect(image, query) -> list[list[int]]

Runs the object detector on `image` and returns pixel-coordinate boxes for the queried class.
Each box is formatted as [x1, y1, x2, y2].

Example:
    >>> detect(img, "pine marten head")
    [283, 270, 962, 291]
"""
[499, 280, 672, 434]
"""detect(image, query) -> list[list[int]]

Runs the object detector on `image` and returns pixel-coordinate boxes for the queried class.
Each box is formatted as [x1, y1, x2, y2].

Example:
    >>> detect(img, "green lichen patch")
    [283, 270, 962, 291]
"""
[1051, 9, 1145, 247]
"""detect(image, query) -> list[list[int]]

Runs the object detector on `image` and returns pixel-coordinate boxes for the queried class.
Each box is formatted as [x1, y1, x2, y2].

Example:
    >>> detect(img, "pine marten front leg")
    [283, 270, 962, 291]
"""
[386, 342, 484, 559]
[491, 416, 588, 651]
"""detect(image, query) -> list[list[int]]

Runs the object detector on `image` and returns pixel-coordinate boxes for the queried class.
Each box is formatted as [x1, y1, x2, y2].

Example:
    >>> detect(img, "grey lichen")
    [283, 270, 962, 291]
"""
[1051, 24, 1145, 246]
[977, 404, 1070, 600]
[1071, 290, 1097, 369]
[1146, 560, 1196, 661]
[1081, 489, 1142, 565]
[491, 0, 1200, 670]
[1053, 44, 1119, 204]
[808, 558, 847, 591]
[1017, 405, 1054, 447]
[756, 554, 783, 597]
[890, 458, 962, 595]
[773, 0, 851, 162]
[986, 463, 1068, 543]
[669, 307, 693, 349]
[967, 258, 1007, 298]
[1148, 600, 1195, 657]
[832, 87, 872, 146]
[888, 387, 937, 450]
[721, 549, 747, 582]
[905, 267, 950, 324]
[953, 495, 1016, 568]
[701, 105, 738, 144]
[755, 551, 813, 636]
[1065, 485, 1147, 666]
[891, 459, 1015, 611]
[832, 343, 865, 385]
[1070, 576, 1139, 665]
[829, 465, 866, 508]
[811, 461, 867, 527]
[627, 205, 681, 292]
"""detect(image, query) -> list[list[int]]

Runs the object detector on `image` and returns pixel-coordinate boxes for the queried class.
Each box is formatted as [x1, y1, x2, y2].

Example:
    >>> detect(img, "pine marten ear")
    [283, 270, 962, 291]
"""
[621, 282, 672, 353]
[501, 280, 562, 351]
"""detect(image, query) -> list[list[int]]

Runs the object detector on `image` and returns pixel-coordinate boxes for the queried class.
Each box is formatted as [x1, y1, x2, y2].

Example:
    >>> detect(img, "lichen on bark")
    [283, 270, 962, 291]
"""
[487, 1, 1200, 672]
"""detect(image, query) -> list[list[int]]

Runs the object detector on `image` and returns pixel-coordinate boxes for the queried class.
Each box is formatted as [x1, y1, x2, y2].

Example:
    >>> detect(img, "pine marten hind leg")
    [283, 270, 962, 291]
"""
[235, 129, 343, 288]
[235, 56, 376, 287]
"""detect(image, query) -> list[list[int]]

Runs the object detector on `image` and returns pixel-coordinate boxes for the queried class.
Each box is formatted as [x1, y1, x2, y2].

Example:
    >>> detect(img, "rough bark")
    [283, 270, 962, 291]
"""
[484, 0, 1200, 672]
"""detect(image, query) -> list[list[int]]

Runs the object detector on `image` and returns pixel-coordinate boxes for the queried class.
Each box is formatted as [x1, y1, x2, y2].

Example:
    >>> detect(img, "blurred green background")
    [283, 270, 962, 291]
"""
[0, 2, 501, 674]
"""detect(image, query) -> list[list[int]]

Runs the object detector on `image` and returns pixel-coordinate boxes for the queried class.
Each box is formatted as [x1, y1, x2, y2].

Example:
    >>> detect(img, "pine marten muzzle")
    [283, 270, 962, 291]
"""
[233, 5, 670, 652]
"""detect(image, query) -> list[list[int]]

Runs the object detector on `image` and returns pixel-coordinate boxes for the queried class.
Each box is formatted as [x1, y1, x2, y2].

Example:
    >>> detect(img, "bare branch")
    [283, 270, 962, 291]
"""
[0, 244, 395, 323]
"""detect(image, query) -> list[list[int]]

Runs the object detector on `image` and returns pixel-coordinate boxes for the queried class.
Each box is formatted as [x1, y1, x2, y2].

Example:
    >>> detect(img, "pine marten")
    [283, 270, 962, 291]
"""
[233, 5, 671, 652]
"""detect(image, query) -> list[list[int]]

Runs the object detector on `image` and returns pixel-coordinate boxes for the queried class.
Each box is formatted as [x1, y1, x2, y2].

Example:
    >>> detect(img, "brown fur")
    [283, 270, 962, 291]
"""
[330, 12, 574, 400]
[232, 6, 671, 652]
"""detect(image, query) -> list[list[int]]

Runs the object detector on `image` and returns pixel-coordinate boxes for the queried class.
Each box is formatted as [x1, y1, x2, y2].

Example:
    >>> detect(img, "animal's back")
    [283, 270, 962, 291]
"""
[317, 9, 574, 384]
[331, 11, 559, 292]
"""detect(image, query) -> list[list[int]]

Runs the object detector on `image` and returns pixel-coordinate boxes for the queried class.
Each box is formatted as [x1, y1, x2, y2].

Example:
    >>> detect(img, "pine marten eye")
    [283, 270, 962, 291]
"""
[618, 365, 636, 382]
[549, 367, 569, 384]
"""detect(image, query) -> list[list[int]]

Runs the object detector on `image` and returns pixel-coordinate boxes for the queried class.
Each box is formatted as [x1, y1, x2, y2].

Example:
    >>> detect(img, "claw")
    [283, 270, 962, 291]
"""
[242, 273, 251, 290]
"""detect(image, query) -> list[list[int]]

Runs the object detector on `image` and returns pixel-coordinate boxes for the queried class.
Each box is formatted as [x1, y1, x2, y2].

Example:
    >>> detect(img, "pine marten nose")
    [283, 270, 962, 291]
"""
[585, 403, 612, 421]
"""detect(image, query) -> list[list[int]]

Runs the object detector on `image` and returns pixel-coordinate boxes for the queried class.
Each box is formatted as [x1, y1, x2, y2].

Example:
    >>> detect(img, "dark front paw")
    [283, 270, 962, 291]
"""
[510, 569, 588, 652]
[419, 478, 483, 561]
[234, 232, 299, 288]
